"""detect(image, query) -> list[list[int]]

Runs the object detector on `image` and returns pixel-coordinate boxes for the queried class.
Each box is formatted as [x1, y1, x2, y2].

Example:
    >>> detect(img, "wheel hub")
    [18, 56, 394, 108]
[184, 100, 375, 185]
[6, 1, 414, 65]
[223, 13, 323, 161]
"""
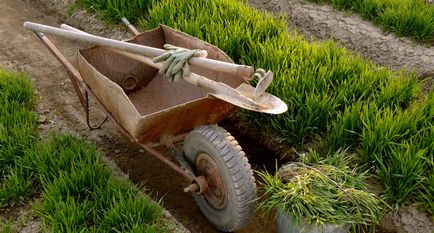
[195, 153, 227, 209]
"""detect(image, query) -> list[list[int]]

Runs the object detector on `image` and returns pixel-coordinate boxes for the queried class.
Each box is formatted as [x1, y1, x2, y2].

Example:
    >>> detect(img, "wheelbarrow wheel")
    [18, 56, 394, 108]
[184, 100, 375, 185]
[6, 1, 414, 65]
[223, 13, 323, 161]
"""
[183, 125, 257, 232]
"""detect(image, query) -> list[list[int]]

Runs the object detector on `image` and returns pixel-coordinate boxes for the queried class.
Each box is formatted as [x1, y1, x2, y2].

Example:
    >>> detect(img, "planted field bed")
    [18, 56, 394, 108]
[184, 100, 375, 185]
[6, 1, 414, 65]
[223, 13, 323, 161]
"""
[75, 0, 151, 24]
[308, 0, 434, 44]
[142, 0, 433, 216]
[73, 0, 433, 224]
[251, 0, 434, 79]
[0, 68, 170, 232]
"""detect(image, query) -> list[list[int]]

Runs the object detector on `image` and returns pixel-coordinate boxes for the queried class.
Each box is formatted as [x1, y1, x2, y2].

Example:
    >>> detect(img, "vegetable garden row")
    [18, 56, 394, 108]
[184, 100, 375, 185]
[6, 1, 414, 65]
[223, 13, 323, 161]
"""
[76, 0, 434, 221]
[0, 69, 169, 232]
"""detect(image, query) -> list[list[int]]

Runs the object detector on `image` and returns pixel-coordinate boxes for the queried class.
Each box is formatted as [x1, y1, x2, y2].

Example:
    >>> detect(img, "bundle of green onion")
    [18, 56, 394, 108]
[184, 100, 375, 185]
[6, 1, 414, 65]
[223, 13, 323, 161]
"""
[258, 153, 384, 232]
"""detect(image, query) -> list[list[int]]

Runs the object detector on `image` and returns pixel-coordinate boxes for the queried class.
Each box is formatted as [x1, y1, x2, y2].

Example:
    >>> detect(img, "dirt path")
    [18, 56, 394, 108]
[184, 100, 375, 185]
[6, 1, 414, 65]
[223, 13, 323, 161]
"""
[250, 0, 434, 79]
[0, 0, 275, 232]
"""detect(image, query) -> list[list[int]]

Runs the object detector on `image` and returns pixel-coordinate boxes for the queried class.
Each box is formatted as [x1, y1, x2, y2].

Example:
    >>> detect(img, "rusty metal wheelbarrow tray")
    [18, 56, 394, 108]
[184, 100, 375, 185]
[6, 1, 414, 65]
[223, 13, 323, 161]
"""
[29, 22, 259, 232]
[77, 25, 246, 144]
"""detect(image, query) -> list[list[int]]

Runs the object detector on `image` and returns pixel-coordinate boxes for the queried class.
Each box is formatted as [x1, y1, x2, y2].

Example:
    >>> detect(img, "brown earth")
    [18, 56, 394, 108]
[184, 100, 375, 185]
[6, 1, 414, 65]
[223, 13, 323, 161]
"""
[0, 204, 41, 233]
[0, 0, 276, 232]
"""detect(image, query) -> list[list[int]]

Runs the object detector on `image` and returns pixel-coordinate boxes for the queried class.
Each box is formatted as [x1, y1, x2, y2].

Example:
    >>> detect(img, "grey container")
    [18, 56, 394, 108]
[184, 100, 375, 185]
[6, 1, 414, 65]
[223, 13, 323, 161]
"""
[276, 209, 350, 233]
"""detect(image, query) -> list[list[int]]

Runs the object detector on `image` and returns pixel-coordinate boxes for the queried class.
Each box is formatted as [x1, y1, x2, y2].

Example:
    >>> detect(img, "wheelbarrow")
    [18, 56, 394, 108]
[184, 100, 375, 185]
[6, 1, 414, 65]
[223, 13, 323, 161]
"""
[24, 19, 287, 232]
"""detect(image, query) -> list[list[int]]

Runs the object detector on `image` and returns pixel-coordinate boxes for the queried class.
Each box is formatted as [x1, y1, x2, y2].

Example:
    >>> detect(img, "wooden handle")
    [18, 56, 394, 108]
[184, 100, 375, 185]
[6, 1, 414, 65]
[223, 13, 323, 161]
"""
[106, 48, 220, 90]
[24, 21, 255, 79]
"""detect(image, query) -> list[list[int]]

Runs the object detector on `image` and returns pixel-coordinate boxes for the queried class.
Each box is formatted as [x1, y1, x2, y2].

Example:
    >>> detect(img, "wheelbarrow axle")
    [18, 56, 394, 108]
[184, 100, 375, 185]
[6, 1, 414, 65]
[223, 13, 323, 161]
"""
[139, 143, 208, 194]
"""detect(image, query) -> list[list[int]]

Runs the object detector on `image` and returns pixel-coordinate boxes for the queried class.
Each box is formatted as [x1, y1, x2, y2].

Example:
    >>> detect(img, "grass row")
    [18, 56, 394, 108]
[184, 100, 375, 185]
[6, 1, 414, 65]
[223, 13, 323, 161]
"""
[75, 0, 152, 23]
[74, 0, 433, 217]
[141, 0, 433, 214]
[311, 0, 434, 43]
[0, 68, 169, 232]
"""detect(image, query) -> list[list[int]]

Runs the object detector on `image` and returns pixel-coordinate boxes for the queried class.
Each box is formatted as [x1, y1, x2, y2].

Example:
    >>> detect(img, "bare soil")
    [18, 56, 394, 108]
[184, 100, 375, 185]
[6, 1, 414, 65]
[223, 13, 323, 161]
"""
[0, 0, 275, 232]
[0, 204, 42, 233]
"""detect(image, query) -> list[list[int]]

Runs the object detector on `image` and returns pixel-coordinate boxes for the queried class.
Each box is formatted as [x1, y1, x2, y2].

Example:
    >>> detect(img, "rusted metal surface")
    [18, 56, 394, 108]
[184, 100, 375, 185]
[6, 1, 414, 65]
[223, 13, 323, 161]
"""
[183, 183, 200, 193]
[134, 98, 237, 143]
[160, 133, 188, 147]
[77, 25, 246, 143]
[140, 144, 196, 182]
[195, 153, 227, 209]
[84, 91, 108, 129]
[184, 176, 208, 193]
[34, 24, 246, 197]
[87, 88, 203, 185]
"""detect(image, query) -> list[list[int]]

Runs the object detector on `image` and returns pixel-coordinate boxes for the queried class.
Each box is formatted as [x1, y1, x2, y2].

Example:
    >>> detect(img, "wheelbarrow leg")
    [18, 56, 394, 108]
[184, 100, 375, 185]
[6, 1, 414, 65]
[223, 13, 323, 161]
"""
[84, 91, 108, 129]
[35, 32, 86, 108]
[34, 32, 108, 130]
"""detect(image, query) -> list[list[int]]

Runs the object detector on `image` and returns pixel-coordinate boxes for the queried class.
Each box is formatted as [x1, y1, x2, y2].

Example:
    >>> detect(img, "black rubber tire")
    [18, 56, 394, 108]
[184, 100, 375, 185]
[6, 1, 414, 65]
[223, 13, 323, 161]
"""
[183, 125, 257, 232]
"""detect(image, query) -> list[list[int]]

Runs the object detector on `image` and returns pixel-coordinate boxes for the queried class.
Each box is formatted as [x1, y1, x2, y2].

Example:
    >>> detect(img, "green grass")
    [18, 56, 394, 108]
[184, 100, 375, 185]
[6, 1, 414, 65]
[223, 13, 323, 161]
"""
[309, 0, 434, 43]
[76, 0, 153, 23]
[258, 151, 383, 232]
[0, 68, 169, 232]
[141, 0, 420, 145]
[30, 135, 166, 232]
[0, 218, 14, 233]
[72, 0, 434, 218]
[0, 69, 36, 208]
[0, 69, 36, 178]
[64, 0, 434, 221]
[140, 0, 430, 214]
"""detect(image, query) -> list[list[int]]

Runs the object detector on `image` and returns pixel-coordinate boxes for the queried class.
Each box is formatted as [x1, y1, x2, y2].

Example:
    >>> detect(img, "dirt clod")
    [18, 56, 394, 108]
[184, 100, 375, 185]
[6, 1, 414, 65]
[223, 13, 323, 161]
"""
[37, 114, 47, 123]
[379, 206, 434, 233]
